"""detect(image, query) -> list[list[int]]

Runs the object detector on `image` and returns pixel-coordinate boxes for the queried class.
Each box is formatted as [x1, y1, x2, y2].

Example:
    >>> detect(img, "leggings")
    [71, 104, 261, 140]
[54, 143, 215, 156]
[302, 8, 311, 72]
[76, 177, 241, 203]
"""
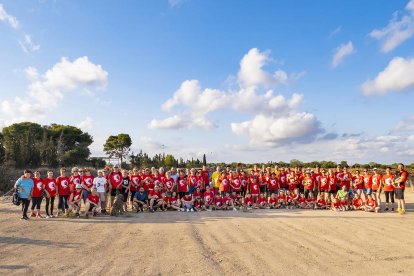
[45, 196, 56, 216]
[31, 196, 43, 210]
[58, 195, 69, 210]
[21, 198, 30, 217]
[384, 191, 394, 203]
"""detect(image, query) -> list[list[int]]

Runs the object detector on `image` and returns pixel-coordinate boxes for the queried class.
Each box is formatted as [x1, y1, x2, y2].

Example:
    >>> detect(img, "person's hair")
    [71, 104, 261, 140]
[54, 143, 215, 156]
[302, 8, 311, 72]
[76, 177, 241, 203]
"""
[71, 167, 79, 173]
[24, 169, 32, 174]
[47, 170, 53, 173]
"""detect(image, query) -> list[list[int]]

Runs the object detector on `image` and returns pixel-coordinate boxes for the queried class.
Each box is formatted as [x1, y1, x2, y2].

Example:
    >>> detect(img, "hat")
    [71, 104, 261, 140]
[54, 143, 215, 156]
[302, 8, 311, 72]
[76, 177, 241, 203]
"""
[76, 184, 82, 189]
[373, 168, 378, 170]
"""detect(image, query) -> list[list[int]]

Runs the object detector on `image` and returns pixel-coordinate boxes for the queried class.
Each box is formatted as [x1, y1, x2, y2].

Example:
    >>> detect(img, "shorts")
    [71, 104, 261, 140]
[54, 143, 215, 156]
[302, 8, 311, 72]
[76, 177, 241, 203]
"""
[88, 205, 96, 212]
[363, 188, 372, 195]
[268, 190, 277, 196]
[395, 188, 404, 200]
[259, 186, 266, 193]
[111, 189, 122, 197]
[189, 186, 196, 195]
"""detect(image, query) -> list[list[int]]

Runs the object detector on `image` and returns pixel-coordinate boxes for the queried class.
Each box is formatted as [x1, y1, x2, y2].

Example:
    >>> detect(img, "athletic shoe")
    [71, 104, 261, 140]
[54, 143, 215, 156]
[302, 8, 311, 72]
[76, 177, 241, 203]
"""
[75, 213, 80, 218]
[177, 209, 181, 212]
[392, 208, 394, 212]
[186, 209, 189, 212]
[180, 208, 185, 212]
[45, 215, 50, 219]
[400, 209, 406, 214]
[397, 207, 402, 213]
[20, 216, 26, 220]
[385, 208, 389, 211]
[233, 208, 237, 211]
[150, 208, 155, 213]
[190, 208, 194, 212]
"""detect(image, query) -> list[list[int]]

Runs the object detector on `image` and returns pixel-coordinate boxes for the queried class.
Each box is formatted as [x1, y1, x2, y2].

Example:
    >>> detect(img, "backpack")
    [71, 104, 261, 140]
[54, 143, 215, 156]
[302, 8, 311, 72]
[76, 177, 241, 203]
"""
[12, 190, 21, 206]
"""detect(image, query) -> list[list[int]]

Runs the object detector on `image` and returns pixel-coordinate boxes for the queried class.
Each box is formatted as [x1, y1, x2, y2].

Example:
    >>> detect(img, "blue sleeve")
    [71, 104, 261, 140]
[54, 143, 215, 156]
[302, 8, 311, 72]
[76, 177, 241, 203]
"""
[15, 179, 21, 187]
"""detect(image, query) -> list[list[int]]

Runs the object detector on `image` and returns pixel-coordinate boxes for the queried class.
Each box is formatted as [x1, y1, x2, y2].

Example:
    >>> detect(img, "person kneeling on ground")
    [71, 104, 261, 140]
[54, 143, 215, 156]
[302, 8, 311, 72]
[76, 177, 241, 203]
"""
[222, 192, 237, 211]
[181, 192, 194, 212]
[351, 194, 364, 210]
[133, 187, 148, 213]
[166, 192, 181, 211]
[68, 184, 82, 217]
[149, 185, 164, 213]
[364, 194, 379, 213]
[84, 187, 101, 218]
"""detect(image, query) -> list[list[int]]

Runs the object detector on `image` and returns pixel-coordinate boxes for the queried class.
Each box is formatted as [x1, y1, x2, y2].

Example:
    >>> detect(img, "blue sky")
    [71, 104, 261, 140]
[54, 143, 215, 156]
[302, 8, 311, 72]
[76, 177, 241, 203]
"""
[1, 0, 414, 164]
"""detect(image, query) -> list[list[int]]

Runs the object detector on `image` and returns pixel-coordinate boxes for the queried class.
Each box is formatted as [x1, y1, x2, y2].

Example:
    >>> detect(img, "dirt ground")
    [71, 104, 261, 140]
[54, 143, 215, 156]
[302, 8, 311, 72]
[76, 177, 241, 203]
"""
[0, 193, 413, 276]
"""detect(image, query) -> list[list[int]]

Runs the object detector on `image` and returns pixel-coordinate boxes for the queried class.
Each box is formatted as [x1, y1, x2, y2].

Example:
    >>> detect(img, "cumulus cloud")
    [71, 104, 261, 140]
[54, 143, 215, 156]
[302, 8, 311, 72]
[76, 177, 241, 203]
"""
[150, 48, 323, 147]
[237, 48, 298, 87]
[0, 4, 19, 29]
[361, 56, 414, 95]
[394, 115, 414, 132]
[77, 117, 93, 131]
[369, 0, 414, 53]
[332, 41, 355, 68]
[19, 34, 40, 53]
[1, 56, 108, 125]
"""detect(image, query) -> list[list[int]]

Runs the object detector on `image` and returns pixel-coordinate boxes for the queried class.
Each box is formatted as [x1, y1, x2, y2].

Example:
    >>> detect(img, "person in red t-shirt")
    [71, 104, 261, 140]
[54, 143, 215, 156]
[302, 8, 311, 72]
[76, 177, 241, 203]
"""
[268, 173, 279, 194]
[364, 194, 379, 213]
[371, 168, 382, 207]
[306, 193, 316, 209]
[129, 168, 141, 205]
[382, 167, 395, 212]
[302, 172, 314, 199]
[222, 192, 237, 211]
[256, 193, 267, 209]
[230, 191, 242, 208]
[319, 170, 329, 196]
[43, 170, 57, 218]
[201, 165, 210, 189]
[243, 193, 254, 209]
[351, 194, 363, 211]
[165, 191, 181, 211]
[297, 193, 306, 209]
[249, 177, 260, 200]
[394, 163, 408, 214]
[82, 168, 95, 203]
[327, 169, 337, 201]
[268, 193, 277, 209]
[177, 170, 188, 198]
[149, 185, 165, 212]
[108, 165, 123, 207]
[362, 169, 372, 201]
[316, 194, 326, 209]
[352, 170, 364, 197]
[340, 167, 352, 190]
[331, 198, 343, 212]
[56, 168, 71, 215]
[203, 186, 215, 209]
[68, 184, 83, 217]
[211, 193, 223, 210]
[30, 171, 44, 218]
[84, 187, 101, 218]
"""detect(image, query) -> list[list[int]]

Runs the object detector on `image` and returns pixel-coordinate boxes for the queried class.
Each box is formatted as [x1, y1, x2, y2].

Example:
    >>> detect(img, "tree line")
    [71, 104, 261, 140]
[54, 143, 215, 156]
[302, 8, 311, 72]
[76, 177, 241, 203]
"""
[1, 122, 413, 171]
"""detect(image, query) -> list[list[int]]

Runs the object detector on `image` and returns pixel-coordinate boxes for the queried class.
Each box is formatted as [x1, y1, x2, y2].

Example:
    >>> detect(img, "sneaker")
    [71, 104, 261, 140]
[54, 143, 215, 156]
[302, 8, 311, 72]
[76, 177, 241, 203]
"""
[233, 208, 237, 211]
[400, 209, 406, 214]
[397, 207, 402, 213]
[177, 209, 181, 212]
[150, 208, 155, 213]
[186, 209, 189, 212]
[45, 215, 50, 218]
[392, 208, 395, 212]
[75, 213, 80, 218]
[181, 208, 185, 212]
[20, 216, 26, 220]
[385, 207, 389, 211]
[190, 208, 194, 212]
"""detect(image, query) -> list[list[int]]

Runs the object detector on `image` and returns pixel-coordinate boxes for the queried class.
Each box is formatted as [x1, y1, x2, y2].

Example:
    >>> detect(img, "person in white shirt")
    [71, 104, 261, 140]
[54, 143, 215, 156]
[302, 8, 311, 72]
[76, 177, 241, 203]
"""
[93, 170, 108, 214]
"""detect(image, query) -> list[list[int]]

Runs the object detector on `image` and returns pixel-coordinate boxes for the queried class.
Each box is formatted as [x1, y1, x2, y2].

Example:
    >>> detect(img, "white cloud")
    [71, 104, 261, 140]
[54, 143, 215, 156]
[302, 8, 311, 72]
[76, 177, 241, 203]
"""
[1, 56, 108, 125]
[0, 4, 19, 29]
[231, 112, 322, 147]
[139, 136, 164, 151]
[149, 48, 322, 147]
[332, 41, 355, 68]
[19, 34, 40, 53]
[394, 115, 414, 131]
[237, 48, 297, 87]
[329, 26, 342, 37]
[369, 0, 414, 53]
[168, 0, 185, 8]
[77, 117, 93, 131]
[361, 56, 414, 95]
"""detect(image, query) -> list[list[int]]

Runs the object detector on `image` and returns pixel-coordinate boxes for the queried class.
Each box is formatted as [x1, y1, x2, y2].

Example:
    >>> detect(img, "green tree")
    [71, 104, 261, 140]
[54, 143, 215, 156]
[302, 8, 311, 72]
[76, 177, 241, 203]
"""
[203, 154, 207, 166]
[103, 134, 132, 165]
[0, 132, 5, 164]
[340, 160, 349, 168]
[164, 154, 176, 168]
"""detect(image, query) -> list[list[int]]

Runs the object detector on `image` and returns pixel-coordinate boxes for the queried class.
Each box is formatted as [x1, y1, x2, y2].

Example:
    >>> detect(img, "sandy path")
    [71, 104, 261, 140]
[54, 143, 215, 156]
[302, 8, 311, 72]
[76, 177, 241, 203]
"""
[0, 193, 413, 276]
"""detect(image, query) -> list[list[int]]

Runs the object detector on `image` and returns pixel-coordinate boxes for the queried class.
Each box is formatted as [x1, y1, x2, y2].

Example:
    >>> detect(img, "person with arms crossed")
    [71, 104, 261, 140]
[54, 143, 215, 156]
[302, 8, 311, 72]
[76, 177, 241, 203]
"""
[15, 169, 34, 220]
[93, 169, 108, 214]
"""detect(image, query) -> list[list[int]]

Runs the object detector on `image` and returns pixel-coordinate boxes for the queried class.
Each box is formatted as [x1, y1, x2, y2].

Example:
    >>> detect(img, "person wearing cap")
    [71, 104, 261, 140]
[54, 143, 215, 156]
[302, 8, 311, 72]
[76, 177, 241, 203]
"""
[14, 170, 34, 220]
[93, 169, 108, 214]
[43, 170, 57, 218]
[68, 184, 83, 217]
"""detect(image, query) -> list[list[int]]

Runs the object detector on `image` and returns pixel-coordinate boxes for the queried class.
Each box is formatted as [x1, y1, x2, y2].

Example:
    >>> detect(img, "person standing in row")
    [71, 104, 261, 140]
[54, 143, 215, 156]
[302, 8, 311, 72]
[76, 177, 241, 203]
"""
[30, 171, 44, 218]
[14, 170, 34, 220]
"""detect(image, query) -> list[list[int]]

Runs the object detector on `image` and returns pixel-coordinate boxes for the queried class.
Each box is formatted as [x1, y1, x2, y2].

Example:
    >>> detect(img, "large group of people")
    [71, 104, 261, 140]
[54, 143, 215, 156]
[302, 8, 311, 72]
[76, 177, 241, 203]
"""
[13, 163, 409, 220]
